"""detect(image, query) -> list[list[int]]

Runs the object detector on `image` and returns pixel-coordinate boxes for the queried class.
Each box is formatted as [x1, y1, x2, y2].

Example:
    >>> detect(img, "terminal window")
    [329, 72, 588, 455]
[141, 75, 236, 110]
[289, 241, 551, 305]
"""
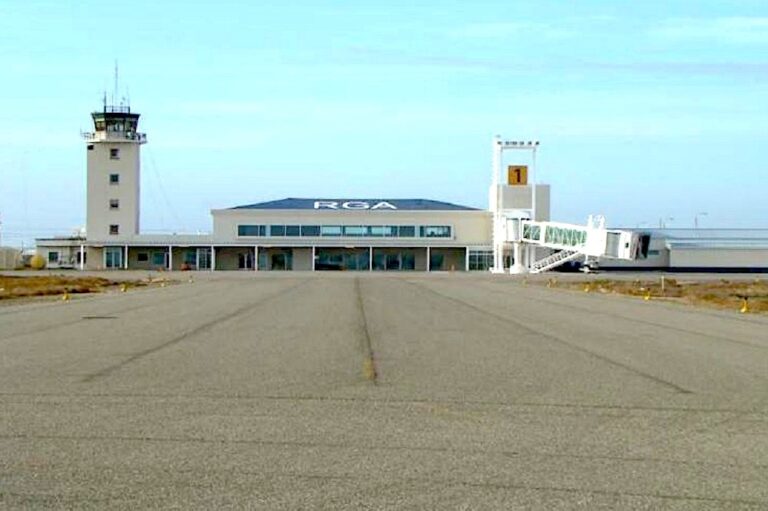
[236, 224, 453, 239]
[420, 226, 452, 238]
[47, 252, 59, 263]
[238, 225, 266, 236]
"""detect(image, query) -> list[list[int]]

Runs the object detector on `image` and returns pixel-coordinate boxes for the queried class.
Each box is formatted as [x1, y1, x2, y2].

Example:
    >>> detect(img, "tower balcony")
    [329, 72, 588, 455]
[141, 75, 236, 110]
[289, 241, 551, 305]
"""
[82, 131, 147, 144]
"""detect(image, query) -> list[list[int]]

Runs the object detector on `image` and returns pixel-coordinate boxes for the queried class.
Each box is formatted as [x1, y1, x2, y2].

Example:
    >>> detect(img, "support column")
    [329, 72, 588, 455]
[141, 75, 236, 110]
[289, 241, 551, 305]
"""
[510, 242, 527, 274]
[167, 245, 173, 271]
[426, 246, 431, 272]
[465, 247, 470, 272]
[369, 247, 373, 271]
[254, 246, 258, 271]
[79, 244, 85, 271]
[124, 245, 128, 269]
[311, 246, 316, 271]
[210, 246, 216, 272]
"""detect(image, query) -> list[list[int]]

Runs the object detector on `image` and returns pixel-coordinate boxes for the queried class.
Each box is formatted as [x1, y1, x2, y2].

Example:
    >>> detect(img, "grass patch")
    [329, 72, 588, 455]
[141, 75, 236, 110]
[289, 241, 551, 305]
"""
[0, 276, 149, 300]
[545, 277, 768, 314]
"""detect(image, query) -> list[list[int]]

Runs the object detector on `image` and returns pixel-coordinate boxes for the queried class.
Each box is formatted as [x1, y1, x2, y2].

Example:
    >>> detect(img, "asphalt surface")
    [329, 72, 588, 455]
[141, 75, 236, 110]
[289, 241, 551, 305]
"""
[1, 272, 767, 509]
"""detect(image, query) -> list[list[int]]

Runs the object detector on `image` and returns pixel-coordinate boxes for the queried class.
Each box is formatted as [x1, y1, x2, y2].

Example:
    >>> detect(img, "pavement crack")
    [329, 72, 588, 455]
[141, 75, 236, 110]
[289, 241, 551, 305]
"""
[404, 279, 693, 395]
[354, 277, 378, 385]
[79, 281, 307, 383]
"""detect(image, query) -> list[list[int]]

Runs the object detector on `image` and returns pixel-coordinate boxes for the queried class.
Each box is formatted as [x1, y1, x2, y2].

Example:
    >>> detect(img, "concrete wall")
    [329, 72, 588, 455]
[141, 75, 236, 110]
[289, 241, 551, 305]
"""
[212, 209, 492, 247]
[293, 248, 313, 271]
[670, 248, 768, 269]
[87, 141, 141, 240]
[490, 184, 551, 221]
[0, 247, 22, 270]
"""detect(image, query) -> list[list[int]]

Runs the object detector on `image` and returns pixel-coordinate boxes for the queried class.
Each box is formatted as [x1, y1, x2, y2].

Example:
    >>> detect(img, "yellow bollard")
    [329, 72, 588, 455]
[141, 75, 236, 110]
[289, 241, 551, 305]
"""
[120, 283, 127, 293]
[583, 284, 591, 293]
[61, 291, 70, 302]
[160, 281, 167, 288]
[643, 289, 651, 301]
[740, 298, 749, 314]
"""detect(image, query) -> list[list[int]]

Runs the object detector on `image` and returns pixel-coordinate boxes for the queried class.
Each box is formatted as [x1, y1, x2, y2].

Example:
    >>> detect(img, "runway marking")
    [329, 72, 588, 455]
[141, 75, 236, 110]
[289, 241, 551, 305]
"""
[404, 279, 694, 394]
[79, 280, 308, 383]
[354, 277, 378, 384]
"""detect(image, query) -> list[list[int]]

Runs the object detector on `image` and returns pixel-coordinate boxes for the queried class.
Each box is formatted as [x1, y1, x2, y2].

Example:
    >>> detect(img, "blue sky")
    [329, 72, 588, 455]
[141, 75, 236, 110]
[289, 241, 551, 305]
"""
[1, 1, 767, 246]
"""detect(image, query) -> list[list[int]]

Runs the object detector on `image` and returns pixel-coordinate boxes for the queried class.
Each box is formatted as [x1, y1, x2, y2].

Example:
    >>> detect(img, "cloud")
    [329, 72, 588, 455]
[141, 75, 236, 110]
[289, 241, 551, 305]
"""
[650, 17, 768, 44]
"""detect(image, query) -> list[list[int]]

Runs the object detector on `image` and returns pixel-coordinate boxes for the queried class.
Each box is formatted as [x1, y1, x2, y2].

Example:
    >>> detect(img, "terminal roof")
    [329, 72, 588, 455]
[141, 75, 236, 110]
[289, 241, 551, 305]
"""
[230, 198, 479, 211]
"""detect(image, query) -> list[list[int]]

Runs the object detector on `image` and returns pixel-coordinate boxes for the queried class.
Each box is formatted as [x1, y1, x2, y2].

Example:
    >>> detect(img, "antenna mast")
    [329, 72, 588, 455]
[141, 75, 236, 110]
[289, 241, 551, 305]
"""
[113, 60, 118, 107]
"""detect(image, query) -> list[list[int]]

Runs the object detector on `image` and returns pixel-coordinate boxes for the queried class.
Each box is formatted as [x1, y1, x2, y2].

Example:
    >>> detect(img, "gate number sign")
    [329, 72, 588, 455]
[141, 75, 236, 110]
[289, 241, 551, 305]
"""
[507, 165, 528, 185]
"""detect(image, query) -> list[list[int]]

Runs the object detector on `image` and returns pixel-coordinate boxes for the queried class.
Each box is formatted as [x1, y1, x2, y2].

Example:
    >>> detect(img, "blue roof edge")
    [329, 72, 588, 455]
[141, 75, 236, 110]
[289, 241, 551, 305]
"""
[229, 198, 480, 211]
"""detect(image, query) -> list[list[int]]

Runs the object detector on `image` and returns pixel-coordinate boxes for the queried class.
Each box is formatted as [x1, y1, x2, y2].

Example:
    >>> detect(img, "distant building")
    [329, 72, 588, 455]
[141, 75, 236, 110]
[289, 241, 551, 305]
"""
[0, 247, 22, 270]
[35, 99, 768, 272]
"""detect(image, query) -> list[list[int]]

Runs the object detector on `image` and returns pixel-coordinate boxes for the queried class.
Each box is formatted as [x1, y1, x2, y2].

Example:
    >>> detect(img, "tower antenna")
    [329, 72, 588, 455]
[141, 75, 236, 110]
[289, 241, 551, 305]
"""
[113, 60, 119, 107]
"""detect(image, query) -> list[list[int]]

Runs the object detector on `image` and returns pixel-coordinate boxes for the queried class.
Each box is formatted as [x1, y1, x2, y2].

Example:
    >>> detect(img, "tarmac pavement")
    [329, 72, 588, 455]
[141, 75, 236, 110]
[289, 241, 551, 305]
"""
[1, 271, 767, 509]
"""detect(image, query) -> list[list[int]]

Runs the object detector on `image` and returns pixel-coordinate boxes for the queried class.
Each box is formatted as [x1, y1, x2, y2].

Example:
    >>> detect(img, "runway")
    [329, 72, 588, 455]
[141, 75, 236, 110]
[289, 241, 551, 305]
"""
[1, 272, 767, 509]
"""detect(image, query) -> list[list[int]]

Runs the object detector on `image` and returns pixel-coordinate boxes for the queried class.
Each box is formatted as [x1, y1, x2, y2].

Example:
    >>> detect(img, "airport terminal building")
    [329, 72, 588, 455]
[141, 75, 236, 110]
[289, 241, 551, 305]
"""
[36, 102, 768, 272]
[38, 197, 504, 272]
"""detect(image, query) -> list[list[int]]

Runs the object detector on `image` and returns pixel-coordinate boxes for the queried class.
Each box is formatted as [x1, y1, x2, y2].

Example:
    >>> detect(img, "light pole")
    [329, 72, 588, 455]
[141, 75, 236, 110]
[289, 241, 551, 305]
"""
[659, 217, 674, 229]
[694, 212, 708, 229]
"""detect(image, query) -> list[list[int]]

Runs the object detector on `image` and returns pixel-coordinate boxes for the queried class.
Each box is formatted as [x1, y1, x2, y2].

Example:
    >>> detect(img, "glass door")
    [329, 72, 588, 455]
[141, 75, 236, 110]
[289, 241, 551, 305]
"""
[104, 247, 123, 269]
[197, 248, 211, 270]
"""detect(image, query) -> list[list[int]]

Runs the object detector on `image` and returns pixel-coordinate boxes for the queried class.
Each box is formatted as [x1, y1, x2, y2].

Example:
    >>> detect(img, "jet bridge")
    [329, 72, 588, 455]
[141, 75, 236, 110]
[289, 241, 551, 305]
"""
[490, 136, 650, 274]
[505, 215, 650, 273]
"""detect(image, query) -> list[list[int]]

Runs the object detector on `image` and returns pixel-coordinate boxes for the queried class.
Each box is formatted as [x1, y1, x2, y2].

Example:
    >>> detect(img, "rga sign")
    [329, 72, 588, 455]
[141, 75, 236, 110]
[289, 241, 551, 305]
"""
[314, 201, 397, 210]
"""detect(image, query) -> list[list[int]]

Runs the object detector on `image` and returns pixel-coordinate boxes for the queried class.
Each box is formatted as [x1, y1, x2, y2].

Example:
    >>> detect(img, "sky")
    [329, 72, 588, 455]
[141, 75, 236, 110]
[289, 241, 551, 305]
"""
[0, 0, 767, 246]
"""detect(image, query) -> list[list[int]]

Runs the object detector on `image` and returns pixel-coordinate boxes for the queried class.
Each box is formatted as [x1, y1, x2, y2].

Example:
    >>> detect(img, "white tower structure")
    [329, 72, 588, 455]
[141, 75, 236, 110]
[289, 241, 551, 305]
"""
[490, 137, 549, 273]
[83, 100, 146, 240]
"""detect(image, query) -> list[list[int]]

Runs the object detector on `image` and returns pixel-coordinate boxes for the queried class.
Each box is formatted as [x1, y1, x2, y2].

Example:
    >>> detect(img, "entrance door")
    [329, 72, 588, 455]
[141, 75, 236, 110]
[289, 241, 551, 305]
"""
[271, 253, 286, 270]
[429, 253, 444, 271]
[197, 248, 211, 270]
[238, 251, 254, 270]
[105, 247, 123, 269]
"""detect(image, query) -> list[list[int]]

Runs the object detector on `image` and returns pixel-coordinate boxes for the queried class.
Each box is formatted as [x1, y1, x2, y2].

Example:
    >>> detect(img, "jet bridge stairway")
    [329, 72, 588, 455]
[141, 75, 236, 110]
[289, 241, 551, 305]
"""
[528, 249, 582, 274]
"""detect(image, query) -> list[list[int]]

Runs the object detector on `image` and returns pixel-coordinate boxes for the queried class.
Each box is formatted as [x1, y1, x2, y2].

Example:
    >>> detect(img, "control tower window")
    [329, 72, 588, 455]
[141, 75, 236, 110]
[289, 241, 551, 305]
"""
[109, 173, 120, 184]
[109, 224, 119, 235]
[110, 148, 120, 159]
[109, 199, 119, 210]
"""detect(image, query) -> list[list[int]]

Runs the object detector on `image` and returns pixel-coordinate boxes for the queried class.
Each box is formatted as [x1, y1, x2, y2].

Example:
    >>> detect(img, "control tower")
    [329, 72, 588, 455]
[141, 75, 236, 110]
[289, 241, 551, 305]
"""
[83, 102, 146, 240]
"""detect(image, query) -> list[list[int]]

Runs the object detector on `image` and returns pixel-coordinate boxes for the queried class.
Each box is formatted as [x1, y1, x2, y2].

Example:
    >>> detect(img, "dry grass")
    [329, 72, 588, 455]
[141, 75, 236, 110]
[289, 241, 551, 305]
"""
[0, 275, 150, 300]
[544, 277, 768, 314]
